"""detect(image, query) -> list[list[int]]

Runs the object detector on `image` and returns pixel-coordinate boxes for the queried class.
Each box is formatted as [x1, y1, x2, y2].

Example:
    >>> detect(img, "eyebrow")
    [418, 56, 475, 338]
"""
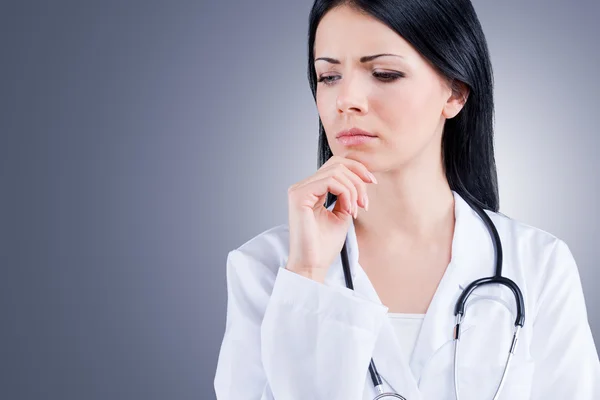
[314, 53, 404, 64]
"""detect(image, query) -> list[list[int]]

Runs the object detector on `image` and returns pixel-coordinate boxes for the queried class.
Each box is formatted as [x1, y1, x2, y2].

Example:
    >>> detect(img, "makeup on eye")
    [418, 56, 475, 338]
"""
[316, 70, 405, 85]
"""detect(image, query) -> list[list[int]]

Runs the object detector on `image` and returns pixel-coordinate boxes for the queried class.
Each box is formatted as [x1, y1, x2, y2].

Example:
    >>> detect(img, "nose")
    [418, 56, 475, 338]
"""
[335, 73, 368, 115]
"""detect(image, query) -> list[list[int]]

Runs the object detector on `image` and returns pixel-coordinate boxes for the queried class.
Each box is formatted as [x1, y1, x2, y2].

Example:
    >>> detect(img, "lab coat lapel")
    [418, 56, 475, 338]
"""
[408, 190, 496, 384]
[323, 202, 422, 399]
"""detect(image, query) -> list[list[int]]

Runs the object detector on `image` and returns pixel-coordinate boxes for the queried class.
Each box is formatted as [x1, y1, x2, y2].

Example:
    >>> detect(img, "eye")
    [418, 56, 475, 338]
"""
[317, 75, 339, 86]
[317, 71, 404, 86]
[373, 71, 404, 82]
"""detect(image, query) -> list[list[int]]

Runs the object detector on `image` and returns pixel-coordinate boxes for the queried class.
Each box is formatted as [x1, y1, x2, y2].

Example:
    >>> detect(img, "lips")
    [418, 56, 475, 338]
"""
[336, 127, 377, 138]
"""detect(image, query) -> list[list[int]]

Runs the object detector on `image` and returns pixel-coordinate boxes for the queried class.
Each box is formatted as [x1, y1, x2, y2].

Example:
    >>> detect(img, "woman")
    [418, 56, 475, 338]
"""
[214, 0, 600, 399]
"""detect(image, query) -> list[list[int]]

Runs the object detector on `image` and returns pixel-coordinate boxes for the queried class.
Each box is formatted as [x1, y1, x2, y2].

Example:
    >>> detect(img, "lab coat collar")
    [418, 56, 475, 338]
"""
[324, 190, 495, 397]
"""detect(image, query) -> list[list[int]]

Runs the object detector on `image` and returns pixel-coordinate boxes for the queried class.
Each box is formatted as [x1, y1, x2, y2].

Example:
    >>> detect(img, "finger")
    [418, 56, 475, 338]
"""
[327, 167, 358, 218]
[293, 155, 376, 191]
[289, 175, 352, 216]
[333, 164, 368, 212]
[318, 164, 367, 216]
[321, 155, 378, 185]
[306, 175, 354, 217]
[301, 165, 361, 217]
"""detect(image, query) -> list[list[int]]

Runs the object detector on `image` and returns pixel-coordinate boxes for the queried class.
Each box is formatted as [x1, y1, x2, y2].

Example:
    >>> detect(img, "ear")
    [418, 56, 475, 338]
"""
[442, 80, 470, 119]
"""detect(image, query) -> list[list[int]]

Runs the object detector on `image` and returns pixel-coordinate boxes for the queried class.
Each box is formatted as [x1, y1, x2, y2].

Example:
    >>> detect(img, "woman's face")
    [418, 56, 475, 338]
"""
[313, 5, 466, 172]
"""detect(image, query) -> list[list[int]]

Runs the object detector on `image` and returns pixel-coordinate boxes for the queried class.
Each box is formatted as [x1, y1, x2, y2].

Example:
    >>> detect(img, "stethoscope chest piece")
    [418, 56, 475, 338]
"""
[373, 393, 407, 400]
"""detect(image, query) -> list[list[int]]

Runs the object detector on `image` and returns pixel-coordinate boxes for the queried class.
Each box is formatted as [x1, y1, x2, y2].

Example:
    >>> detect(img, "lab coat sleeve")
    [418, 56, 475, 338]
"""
[530, 239, 600, 399]
[261, 266, 389, 399]
[214, 249, 276, 399]
[214, 248, 389, 400]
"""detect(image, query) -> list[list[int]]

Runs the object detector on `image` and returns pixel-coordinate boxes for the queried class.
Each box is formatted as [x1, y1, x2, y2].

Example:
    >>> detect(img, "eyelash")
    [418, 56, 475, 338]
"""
[317, 72, 404, 85]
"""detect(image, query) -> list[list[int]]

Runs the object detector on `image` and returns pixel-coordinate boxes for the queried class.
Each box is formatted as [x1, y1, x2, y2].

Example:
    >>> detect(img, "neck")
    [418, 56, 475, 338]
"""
[353, 155, 455, 245]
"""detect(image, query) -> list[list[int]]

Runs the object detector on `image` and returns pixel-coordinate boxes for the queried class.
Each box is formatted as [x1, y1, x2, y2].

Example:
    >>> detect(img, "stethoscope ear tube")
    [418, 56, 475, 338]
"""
[454, 276, 525, 327]
[453, 195, 526, 328]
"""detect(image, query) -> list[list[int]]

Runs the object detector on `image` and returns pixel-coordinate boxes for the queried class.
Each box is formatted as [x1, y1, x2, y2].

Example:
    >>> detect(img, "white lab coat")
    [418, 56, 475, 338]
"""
[214, 190, 600, 399]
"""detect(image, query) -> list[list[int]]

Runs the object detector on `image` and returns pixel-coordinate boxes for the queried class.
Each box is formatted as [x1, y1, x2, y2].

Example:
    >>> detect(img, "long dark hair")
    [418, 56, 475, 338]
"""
[307, 0, 499, 212]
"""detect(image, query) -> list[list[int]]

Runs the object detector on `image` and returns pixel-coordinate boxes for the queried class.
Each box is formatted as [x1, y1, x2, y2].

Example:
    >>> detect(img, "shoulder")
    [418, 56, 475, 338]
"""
[484, 209, 563, 257]
[226, 223, 291, 282]
[483, 209, 579, 301]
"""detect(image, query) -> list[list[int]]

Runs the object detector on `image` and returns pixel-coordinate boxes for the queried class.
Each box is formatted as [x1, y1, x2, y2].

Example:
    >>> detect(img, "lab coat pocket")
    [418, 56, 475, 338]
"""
[418, 328, 535, 400]
[453, 295, 535, 399]
[456, 359, 535, 399]
[419, 309, 534, 400]
[455, 306, 535, 399]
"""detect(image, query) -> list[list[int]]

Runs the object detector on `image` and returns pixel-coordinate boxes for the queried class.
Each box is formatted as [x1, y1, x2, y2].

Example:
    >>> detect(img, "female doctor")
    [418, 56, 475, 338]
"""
[214, 0, 600, 399]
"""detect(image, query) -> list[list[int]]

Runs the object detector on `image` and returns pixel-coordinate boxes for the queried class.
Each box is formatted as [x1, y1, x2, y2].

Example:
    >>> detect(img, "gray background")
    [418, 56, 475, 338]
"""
[2, 1, 598, 399]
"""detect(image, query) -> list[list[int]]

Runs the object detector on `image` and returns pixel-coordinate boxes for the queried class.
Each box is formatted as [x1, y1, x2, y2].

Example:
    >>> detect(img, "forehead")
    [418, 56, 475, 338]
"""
[314, 6, 413, 60]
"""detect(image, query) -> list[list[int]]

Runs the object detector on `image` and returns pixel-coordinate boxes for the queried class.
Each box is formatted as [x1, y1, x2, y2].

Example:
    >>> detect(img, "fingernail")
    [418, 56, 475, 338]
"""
[369, 172, 378, 184]
[364, 194, 369, 211]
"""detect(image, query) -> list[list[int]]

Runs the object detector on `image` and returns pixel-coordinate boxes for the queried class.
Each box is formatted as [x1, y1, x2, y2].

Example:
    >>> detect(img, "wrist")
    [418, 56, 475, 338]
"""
[285, 265, 327, 283]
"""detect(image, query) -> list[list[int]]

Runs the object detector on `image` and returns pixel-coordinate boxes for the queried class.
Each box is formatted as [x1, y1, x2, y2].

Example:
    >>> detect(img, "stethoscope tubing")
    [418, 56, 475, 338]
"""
[338, 193, 526, 399]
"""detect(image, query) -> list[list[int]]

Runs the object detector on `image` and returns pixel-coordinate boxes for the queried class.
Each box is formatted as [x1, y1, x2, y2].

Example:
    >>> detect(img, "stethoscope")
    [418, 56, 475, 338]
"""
[338, 193, 525, 400]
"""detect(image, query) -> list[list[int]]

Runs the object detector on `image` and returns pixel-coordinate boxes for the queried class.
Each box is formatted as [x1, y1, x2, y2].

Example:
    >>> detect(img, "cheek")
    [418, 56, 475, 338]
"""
[316, 92, 336, 133]
[316, 94, 327, 119]
[374, 80, 443, 137]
